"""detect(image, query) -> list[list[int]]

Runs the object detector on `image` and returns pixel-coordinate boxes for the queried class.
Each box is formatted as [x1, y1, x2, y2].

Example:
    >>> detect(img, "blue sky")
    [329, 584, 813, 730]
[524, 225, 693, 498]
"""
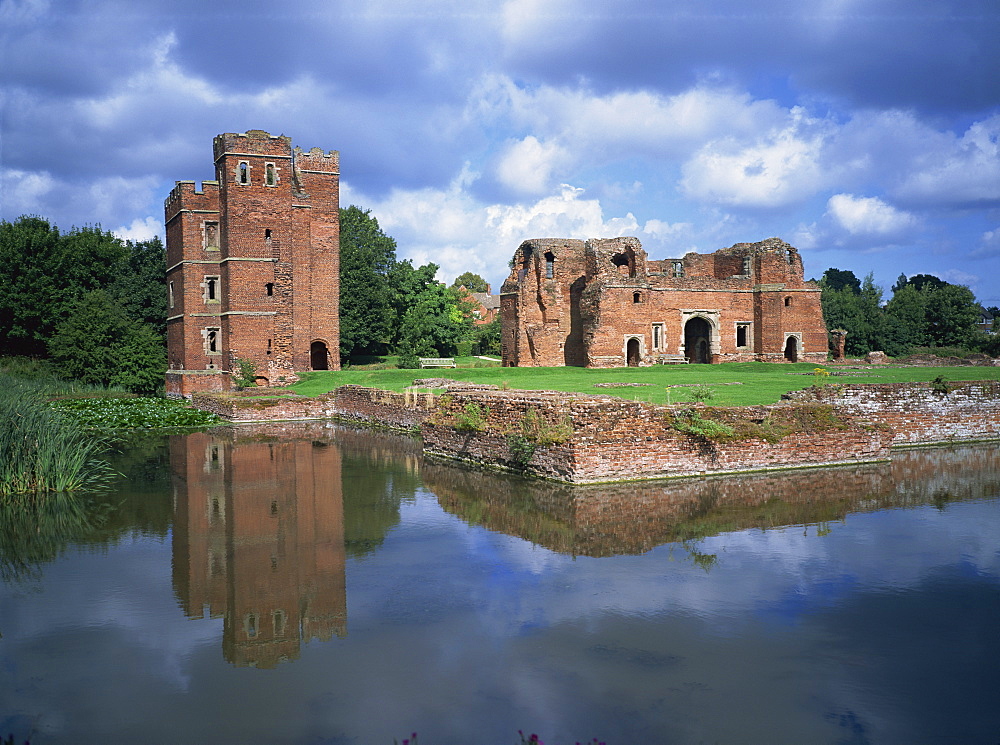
[2, 0, 999, 304]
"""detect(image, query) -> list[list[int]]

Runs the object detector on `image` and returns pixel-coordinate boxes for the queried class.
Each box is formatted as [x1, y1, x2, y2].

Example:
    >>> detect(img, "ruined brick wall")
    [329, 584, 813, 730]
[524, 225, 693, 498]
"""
[423, 442, 999, 556]
[500, 239, 588, 367]
[421, 389, 891, 484]
[166, 130, 340, 397]
[784, 380, 1000, 445]
[500, 236, 827, 368]
[190, 385, 437, 430]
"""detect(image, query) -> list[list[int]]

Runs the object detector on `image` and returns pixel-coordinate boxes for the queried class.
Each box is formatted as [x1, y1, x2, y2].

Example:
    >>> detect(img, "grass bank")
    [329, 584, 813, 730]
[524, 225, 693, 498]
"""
[291, 362, 1000, 406]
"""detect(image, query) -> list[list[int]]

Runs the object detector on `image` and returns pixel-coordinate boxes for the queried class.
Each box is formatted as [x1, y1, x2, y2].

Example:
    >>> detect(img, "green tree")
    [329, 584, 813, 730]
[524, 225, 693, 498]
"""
[451, 271, 489, 293]
[0, 217, 129, 357]
[820, 268, 862, 294]
[925, 284, 980, 347]
[107, 237, 167, 336]
[475, 316, 501, 355]
[338, 206, 397, 359]
[884, 283, 929, 354]
[47, 290, 165, 393]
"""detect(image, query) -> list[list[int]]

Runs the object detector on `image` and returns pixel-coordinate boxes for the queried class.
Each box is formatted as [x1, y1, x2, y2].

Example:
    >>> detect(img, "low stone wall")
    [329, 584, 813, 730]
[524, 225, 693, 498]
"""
[783, 380, 1000, 445]
[191, 385, 437, 430]
[191, 379, 1000, 484]
[422, 389, 892, 484]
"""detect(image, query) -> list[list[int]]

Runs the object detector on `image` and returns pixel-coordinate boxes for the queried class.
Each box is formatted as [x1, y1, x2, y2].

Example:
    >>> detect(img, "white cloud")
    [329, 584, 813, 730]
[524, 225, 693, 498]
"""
[680, 126, 827, 208]
[495, 136, 570, 195]
[344, 177, 642, 289]
[827, 193, 917, 236]
[114, 216, 162, 242]
[971, 229, 1000, 259]
[893, 114, 1000, 206]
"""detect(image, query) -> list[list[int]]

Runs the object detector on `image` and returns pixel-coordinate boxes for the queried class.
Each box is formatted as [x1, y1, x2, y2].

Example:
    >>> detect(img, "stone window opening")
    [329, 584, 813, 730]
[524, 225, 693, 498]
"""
[633, 292, 642, 304]
[672, 260, 684, 278]
[784, 296, 792, 307]
[203, 276, 220, 302]
[736, 323, 750, 348]
[238, 161, 249, 184]
[273, 609, 287, 636]
[265, 282, 274, 296]
[265, 228, 272, 241]
[742, 256, 751, 276]
[204, 327, 221, 355]
[204, 221, 219, 248]
[267, 338, 272, 355]
[652, 323, 664, 351]
[265, 162, 277, 186]
[544, 251, 555, 279]
[244, 613, 258, 638]
[168, 281, 175, 308]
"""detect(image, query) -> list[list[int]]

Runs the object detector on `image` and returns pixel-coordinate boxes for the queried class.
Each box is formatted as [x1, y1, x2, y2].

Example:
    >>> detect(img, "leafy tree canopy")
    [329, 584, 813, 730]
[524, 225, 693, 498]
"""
[820, 268, 862, 294]
[451, 272, 489, 293]
[338, 206, 398, 358]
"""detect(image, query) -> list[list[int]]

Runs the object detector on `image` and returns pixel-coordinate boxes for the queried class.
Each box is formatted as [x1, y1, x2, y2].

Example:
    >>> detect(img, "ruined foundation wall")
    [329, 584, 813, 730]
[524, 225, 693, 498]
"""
[784, 381, 1000, 445]
[422, 389, 892, 484]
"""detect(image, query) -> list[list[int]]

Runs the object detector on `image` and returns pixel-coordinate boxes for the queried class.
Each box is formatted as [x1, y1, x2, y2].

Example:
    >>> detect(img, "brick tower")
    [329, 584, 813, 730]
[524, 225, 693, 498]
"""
[165, 130, 340, 397]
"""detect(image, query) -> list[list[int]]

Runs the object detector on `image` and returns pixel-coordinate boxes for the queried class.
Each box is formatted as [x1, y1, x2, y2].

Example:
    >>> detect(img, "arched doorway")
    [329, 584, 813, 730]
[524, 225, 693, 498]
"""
[684, 317, 712, 363]
[310, 341, 330, 370]
[626, 337, 641, 367]
[783, 336, 798, 362]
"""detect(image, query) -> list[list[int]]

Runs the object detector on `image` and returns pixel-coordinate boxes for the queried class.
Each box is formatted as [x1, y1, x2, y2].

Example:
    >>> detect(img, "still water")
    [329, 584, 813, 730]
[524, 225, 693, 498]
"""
[2, 423, 999, 745]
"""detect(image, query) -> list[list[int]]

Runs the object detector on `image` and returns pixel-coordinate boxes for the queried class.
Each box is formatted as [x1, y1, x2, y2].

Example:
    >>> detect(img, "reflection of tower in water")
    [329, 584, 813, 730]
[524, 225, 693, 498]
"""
[171, 432, 347, 668]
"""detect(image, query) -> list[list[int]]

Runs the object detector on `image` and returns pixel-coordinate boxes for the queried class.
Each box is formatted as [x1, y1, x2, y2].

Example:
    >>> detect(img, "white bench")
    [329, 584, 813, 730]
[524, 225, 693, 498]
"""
[656, 354, 690, 364]
[419, 357, 457, 368]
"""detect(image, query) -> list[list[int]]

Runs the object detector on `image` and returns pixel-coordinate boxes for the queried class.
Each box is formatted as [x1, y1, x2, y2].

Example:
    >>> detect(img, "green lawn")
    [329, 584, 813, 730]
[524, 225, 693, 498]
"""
[290, 361, 1000, 406]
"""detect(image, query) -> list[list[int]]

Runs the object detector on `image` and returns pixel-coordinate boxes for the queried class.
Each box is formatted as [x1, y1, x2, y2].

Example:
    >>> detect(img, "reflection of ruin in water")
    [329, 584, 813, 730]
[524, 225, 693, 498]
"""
[170, 421, 1000, 665]
[424, 445, 1000, 557]
[170, 422, 421, 668]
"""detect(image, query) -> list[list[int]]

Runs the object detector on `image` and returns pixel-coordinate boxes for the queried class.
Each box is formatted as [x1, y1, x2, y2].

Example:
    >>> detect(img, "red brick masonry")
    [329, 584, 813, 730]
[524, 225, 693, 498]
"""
[190, 380, 1000, 483]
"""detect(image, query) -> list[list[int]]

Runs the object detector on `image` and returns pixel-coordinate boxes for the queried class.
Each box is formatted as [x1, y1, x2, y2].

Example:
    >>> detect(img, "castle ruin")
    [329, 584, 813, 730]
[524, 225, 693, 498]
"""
[165, 130, 340, 397]
[500, 237, 827, 367]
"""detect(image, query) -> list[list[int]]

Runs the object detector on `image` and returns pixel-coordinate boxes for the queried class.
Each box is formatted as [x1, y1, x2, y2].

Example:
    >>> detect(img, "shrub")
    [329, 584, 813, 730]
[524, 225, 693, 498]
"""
[453, 402, 489, 431]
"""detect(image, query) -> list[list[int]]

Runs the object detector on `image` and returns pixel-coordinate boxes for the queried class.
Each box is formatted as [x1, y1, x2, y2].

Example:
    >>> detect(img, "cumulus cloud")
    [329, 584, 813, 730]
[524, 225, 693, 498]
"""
[114, 216, 163, 242]
[495, 136, 571, 195]
[680, 126, 827, 208]
[826, 194, 918, 237]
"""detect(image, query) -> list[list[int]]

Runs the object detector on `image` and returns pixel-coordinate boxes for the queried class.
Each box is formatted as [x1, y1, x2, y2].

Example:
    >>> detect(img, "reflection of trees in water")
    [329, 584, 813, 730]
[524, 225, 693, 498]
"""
[333, 425, 422, 557]
[424, 444, 1000, 559]
[1, 434, 174, 582]
[0, 493, 111, 582]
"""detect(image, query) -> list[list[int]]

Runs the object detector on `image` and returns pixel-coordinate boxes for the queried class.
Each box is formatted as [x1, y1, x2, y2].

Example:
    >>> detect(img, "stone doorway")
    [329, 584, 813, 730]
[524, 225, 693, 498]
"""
[310, 341, 330, 370]
[684, 317, 712, 363]
[626, 337, 641, 367]
[784, 335, 799, 362]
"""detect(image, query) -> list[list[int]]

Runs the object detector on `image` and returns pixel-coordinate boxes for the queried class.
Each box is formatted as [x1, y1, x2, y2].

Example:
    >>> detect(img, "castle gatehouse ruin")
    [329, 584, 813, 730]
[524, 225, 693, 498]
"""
[500, 237, 828, 367]
[165, 130, 340, 397]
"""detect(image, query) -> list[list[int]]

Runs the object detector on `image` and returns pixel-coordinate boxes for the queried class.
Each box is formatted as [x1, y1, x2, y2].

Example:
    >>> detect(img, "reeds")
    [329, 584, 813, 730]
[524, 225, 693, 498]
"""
[0, 374, 114, 499]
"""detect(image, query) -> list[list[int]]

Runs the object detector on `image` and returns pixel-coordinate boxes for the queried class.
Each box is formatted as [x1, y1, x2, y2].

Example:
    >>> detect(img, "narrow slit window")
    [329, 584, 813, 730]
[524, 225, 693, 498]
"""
[544, 251, 555, 279]
[633, 292, 642, 303]
[168, 281, 174, 308]
[784, 296, 792, 307]
[238, 162, 249, 184]
[204, 276, 220, 302]
[736, 323, 750, 347]
[205, 327, 221, 354]
[265, 162, 276, 186]
[265, 282, 274, 296]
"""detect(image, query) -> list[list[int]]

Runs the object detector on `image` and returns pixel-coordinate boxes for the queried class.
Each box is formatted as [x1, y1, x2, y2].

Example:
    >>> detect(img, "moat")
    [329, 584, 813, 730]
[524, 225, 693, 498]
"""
[2, 425, 998, 745]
